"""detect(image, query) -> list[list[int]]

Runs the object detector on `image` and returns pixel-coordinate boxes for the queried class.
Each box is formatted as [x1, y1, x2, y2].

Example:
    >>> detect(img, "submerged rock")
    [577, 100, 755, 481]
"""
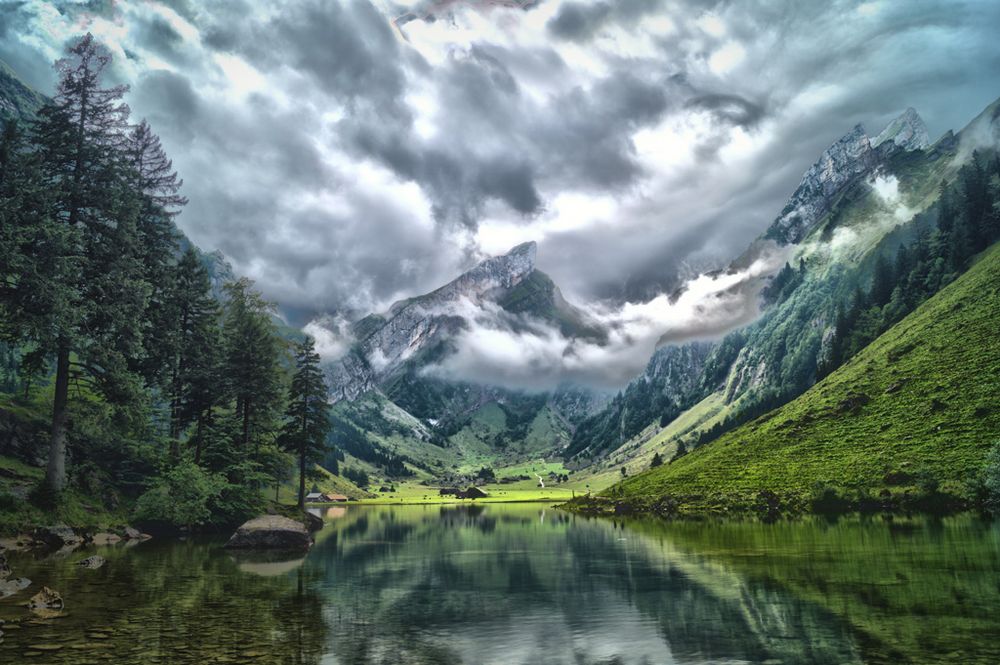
[0, 577, 31, 598]
[225, 515, 313, 550]
[27, 586, 64, 614]
[77, 555, 106, 570]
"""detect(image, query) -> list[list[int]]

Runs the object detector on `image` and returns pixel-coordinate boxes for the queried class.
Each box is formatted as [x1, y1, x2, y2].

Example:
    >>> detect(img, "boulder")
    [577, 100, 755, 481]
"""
[27, 586, 63, 613]
[120, 526, 150, 540]
[0, 577, 31, 599]
[299, 511, 324, 532]
[91, 533, 122, 546]
[77, 556, 106, 570]
[32, 525, 84, 549]
[225, 516, 313, 550]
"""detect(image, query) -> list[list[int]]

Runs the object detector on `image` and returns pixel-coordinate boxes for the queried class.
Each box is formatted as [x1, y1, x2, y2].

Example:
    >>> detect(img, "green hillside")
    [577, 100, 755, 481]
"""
[581, 240, 1000, 516]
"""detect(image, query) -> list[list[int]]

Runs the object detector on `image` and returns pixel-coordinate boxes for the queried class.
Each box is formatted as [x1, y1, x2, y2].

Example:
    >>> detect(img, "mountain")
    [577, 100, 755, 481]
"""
[321, 241, 610, 481]
[0, 59, 46, 125]
[327, 241, 602, 402]
[594, 238, 1000, 515]
[566, 101, 998, 478]
[765, 108, 930, 244]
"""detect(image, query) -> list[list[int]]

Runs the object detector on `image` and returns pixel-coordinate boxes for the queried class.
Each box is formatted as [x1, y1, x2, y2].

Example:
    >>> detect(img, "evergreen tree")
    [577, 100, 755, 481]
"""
[169, 249, 221, 455]
[28, 34, 151, 492]
[127, 120, 186, 391]
[869, 253, 894, 308]
[222, 277, 283, 453]
[650, 452, 663, 468]
[279, 337, 330, 509]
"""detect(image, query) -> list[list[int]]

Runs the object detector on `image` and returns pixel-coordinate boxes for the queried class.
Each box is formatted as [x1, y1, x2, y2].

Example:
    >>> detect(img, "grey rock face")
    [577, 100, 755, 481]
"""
[225, 515, 313, 550]
[872, 107, 931, 151]
[327, 242, 538, 402]
[767, 109, 930, 244]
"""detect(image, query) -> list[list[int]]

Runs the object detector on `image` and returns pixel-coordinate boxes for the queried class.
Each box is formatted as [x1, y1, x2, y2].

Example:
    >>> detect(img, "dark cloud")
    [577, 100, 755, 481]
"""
[687, 93, 765, 128]
[3, 0, 1000, 346]
[547, 0, 662, 41]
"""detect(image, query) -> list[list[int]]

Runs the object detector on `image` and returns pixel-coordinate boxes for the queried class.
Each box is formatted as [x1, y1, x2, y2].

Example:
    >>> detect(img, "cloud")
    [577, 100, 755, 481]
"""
[2, 0, 998, 342]
[303, 315, 355, 361]
[425, 249, 786, 390]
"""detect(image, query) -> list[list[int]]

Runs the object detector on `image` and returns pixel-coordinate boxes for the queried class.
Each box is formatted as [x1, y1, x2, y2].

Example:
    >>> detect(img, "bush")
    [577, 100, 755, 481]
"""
[810, 484, 850, 514]
[983, 441, 1000, 509]
[134, 462, 224, 529]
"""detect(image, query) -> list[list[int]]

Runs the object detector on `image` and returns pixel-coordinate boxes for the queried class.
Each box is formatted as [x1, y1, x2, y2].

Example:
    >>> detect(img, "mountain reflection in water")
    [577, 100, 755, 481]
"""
[2, 504, 999, 664]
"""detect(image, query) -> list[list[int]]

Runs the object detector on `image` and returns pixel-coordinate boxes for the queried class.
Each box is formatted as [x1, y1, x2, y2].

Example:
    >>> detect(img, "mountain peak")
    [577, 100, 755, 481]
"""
[872, 107, 930, 151]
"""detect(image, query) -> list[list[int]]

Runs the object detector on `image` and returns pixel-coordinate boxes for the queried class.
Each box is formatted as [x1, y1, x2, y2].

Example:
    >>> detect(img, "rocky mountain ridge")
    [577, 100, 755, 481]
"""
[325, 241, 600, 403]
[766, 108, 931, 244]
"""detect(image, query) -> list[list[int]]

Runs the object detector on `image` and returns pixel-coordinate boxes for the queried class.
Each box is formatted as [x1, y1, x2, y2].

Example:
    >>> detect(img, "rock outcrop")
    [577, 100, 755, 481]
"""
[766, 108, 931, 244]
[32, 525, 85, 549]
[225, 515, 313, 550]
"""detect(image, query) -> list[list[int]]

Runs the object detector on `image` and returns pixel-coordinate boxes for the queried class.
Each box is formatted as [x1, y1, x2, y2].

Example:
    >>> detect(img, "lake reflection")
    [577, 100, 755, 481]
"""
[2, 505, 999, 664]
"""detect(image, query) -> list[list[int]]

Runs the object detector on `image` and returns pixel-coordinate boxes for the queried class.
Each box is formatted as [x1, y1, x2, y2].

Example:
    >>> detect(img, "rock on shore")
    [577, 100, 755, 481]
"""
[224, 515, 313, 550]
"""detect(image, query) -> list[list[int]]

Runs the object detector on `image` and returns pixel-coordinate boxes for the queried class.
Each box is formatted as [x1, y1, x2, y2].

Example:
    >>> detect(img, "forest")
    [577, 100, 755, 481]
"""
[0, 36, 331, 530]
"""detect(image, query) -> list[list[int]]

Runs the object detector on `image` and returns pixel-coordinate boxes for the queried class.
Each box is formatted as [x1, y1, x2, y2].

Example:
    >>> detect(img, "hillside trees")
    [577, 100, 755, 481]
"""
[820, 153, 1000, 376]
[0, 35, 308, 524]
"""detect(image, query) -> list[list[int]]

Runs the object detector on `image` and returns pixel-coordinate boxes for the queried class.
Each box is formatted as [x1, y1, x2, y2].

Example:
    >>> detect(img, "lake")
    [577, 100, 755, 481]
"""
[2, 504, 999, 664]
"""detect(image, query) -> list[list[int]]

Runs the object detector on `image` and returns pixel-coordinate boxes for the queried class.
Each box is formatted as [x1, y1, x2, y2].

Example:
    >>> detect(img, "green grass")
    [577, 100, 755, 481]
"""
[595, 241, 1000, 515]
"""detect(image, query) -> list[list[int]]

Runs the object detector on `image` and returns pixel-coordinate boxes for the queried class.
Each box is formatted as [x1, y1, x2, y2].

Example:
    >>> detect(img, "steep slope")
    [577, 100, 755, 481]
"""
[0, 59, 46, 125]
[567, 102, 993, 476]
[600, 240, 1000, 514]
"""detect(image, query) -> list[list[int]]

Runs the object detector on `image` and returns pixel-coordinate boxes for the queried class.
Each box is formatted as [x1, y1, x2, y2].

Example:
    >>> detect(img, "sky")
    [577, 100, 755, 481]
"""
[3, 0, 1000, 346]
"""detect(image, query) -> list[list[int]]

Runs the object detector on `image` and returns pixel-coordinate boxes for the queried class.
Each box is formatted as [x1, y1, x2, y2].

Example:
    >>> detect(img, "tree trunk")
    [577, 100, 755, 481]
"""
[298, 445, 306, 510]
[241, 399, 251, 449]
[193, 413, 205, 465]
[44, 343, 71, 493]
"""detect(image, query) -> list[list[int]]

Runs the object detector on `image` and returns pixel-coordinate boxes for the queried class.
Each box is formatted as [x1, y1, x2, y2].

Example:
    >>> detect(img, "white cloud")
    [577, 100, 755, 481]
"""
[426, 251, 785, 390]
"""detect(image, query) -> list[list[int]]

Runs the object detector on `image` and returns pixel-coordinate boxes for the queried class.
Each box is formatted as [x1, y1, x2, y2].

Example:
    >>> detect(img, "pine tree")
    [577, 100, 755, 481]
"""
[127, 120, 186, 392]
[28, 34, 149, 492]
[869, 253, 894, 308]
[222, 278, 282, 453]
[169, 248, 221, 455]
[279, 337, 330, 509]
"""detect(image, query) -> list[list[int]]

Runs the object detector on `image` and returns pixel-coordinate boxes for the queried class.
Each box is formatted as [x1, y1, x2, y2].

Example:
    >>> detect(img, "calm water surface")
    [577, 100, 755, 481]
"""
[2, 504, 999, 664]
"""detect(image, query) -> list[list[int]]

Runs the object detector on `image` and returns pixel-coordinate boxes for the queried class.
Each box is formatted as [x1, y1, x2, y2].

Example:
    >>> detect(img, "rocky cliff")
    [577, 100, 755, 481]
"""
[766, 109, 930, 244]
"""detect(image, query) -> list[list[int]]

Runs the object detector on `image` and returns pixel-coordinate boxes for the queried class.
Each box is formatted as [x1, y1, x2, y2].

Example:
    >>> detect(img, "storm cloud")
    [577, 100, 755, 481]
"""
[3, 0, 1000, 337]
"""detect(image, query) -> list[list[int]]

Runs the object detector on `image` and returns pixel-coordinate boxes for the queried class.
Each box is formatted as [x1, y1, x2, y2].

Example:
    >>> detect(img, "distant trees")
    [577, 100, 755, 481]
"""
[279, 338, 331, 509]
[650, 453, 663, 468]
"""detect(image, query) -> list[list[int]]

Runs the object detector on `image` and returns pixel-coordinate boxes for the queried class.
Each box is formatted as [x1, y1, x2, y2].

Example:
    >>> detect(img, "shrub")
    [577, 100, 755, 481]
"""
[983, 441, 1000, 509]
[134, 462, 225, 530]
